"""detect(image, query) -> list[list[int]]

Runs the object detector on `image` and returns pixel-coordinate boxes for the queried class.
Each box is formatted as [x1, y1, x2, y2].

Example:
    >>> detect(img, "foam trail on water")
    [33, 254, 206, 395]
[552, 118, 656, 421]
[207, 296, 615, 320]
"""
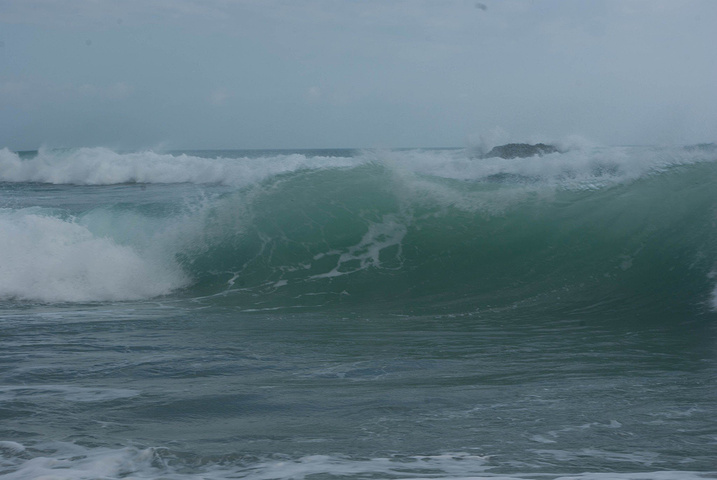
[0, 209, 188, 302]
[1, 441, 714, 480]
[0, 385, 139, 403]
[310, 214, 407, 279]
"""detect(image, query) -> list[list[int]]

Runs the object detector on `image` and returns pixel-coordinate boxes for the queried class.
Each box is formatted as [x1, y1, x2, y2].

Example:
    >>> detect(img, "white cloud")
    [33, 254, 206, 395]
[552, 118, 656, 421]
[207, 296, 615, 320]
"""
[305, 86, 322, 103]
[209, 88, 231, 106]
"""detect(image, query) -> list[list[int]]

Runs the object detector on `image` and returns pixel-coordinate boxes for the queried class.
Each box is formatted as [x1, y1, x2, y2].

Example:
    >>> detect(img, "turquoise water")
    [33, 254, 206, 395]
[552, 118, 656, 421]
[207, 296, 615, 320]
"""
[0, 146, 715, 479]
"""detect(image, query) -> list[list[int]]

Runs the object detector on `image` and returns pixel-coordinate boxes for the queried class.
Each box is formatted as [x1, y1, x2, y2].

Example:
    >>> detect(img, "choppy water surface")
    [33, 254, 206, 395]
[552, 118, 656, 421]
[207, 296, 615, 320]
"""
[0, 145, 716, 479]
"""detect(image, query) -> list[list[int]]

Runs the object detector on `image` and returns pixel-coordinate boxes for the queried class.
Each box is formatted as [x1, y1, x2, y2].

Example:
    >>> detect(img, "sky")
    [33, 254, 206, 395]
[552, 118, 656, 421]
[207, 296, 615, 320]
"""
[1, 0, 716, 150]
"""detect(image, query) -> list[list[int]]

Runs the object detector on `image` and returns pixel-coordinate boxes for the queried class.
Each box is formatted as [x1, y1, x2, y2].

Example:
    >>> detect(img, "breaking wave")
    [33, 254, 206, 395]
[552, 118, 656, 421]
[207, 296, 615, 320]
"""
[1, 145, 716, 315]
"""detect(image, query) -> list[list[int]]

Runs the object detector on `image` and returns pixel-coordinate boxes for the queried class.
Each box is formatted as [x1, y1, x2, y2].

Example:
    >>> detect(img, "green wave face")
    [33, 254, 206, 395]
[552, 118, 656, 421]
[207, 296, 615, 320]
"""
[175, 159, 717, 318]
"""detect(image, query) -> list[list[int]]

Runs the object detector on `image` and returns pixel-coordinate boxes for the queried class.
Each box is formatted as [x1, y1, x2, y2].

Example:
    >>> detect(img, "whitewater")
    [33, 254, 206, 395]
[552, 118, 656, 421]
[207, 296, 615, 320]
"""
[0, 144, 716, 479]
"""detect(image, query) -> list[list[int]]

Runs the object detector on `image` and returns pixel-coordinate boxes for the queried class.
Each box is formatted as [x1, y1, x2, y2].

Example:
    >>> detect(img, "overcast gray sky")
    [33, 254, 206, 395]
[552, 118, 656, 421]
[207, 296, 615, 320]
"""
[1, 0, 715, 150]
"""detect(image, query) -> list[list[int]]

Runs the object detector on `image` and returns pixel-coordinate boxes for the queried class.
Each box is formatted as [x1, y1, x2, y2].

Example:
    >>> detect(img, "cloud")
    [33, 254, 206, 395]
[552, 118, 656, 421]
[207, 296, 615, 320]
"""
[305, 86, 322, 103]
[209, 88, 231, 106]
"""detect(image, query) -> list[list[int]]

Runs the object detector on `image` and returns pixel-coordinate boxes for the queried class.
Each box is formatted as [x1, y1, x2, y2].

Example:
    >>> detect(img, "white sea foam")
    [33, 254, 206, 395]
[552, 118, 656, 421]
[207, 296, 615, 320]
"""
[378, 145, 713, 189]
[0, 441, 25, 453]
[310, 214, 407, 279]
[533, 448, 660, 466]
[1, 145, 713, 189]
[358, 143, 717, 218]
[0, 209, 188, 302]
[0, 442, 713, 480]
[0, 147, 355, 186]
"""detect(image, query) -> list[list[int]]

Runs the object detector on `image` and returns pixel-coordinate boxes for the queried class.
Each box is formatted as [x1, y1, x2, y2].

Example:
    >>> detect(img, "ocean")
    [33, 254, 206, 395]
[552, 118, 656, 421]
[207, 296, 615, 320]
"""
[0, 144, 715, 479]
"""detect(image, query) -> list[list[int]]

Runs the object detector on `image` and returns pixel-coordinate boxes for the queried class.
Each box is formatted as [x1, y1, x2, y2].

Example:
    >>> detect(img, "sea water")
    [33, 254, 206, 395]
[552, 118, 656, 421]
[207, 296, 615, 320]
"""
[0, 145, 715, 479]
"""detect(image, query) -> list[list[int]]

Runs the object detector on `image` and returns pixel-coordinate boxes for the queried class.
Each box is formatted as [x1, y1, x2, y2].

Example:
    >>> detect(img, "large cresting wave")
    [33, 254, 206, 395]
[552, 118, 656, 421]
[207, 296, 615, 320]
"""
[1, 144, 716, 315]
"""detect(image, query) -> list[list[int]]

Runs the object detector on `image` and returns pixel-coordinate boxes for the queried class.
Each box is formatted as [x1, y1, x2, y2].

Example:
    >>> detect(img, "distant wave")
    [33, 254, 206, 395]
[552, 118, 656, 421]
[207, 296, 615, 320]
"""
[0, 147, 356, 186]
[1, 144, 714, 189]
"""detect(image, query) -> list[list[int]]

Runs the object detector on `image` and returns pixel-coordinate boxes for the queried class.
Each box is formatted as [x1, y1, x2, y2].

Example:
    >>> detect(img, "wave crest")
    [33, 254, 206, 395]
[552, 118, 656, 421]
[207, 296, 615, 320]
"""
[1, 145, 714, 190]
[0, 147, 355, 186]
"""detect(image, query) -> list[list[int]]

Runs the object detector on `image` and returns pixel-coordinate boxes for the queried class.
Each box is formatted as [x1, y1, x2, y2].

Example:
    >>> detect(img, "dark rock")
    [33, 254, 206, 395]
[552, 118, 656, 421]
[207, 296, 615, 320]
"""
[483, 143, 559, 159]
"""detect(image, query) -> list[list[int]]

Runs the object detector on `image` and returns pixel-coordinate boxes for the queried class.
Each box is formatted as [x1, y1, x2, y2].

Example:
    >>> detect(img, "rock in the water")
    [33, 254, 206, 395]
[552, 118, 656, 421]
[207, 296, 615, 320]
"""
[483, 143, 559, 159]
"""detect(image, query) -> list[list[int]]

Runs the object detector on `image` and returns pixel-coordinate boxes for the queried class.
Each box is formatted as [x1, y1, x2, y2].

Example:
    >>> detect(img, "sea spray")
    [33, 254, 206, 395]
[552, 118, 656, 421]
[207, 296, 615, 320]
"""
[0, 147, 356, 186]
[0, 208, 188, 302]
